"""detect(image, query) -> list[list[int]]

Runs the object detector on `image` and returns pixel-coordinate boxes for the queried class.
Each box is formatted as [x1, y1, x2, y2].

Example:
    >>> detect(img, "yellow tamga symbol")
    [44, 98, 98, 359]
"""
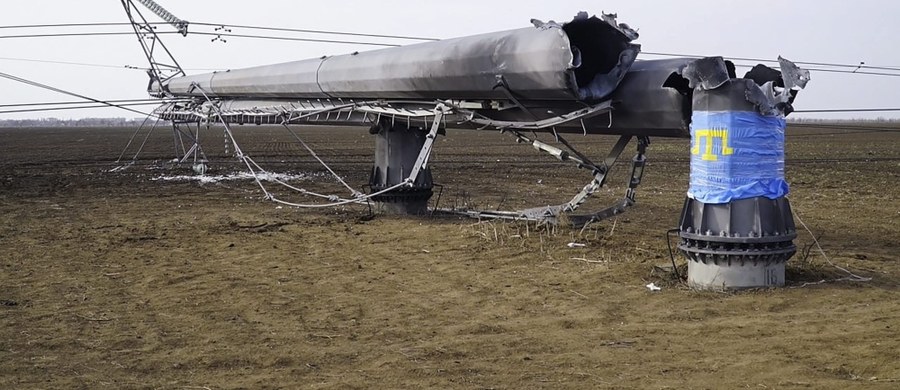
[691, 129, 734, 161]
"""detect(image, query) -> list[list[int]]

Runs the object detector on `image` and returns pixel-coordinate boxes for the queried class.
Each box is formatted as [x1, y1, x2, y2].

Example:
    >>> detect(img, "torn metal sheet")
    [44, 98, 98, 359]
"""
[743, 64, 783, 87]
[564, 11, 640, 100]
[588, 58, 696, 136]
[777, 56, 811, 90]
[529, 9, 640, 101]
[743, 79, 780, 116]
[682, 56, 731, 91]
[742, 57, 809, 115]
[677, 56, 810, 117]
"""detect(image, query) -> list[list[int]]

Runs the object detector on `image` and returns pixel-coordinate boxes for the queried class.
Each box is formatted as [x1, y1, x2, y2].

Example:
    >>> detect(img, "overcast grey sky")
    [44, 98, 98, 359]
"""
[1, 0, 898, 120]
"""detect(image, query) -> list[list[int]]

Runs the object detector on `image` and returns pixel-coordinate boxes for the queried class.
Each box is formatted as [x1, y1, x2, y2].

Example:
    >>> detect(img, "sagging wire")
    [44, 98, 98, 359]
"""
[240, 154, 357, 202]
[792, 108, 900, 113]
[4, 20, 900, 79]
[793, 210, 872, 285]
[268, 181, 411, 209]
[192, 85, 273, 200]
[0, 98, 177, 108]
[0, 55, 150, 71]
[0, 22, 165, 30]
[787, 122, 900, 132]
[189, 21, 438, 42]
[0, 70, 157, 118]
[0, 31, 170, 40]
[109, 115, 155, 172]
[0, 30, 403, 48]
[664, 228, 684, 281]
[0, 101, 162, 115]
[643, 51, 900, 77]
[237, 147, 413, 208]
[190, 84, 442, 208]
[0, 20, 438, 42]
[261, 105, 444, 207]
[279, 122, 361, 198]
[186, 31, 403, 47]
[0, 55, 219, 72]
[115, 115, 156, 163]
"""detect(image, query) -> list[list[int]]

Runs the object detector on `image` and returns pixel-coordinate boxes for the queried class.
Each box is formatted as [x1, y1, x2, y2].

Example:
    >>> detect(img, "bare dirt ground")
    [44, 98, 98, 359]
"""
[1, 123, 898, 389]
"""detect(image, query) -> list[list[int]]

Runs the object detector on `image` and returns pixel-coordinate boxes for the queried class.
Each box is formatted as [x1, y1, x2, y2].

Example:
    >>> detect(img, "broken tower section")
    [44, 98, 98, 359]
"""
[678, 57, 810, 290]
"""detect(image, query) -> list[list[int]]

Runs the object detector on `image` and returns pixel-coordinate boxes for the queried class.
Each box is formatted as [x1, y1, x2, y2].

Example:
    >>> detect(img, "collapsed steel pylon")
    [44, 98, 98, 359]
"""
[119, 3, 812, 291]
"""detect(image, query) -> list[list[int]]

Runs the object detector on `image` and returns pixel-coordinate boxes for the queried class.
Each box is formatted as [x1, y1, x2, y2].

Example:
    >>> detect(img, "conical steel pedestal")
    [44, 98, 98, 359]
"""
[678, 196, 797, 290]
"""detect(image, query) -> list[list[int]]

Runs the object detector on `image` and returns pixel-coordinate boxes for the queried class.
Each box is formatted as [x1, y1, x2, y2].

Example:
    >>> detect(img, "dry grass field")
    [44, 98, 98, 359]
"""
[1, 123, 898, 389]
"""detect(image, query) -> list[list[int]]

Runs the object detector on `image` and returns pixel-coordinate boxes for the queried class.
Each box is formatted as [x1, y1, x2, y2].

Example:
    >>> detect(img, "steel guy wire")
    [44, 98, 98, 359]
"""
[0, 70, 157, 117]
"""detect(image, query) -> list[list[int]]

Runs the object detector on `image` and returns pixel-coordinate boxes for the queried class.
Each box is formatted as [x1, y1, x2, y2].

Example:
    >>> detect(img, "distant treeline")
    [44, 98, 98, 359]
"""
[0, 117, 145, 127]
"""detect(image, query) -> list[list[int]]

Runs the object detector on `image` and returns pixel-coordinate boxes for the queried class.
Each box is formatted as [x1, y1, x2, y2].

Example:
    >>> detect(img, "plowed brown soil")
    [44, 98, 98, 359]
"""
[1, 124, 898, 389]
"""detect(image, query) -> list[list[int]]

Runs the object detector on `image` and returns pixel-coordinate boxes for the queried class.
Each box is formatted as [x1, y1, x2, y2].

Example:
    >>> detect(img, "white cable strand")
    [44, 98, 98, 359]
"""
[193, 86, 274, 200]
[116, 115, 153, 163]
[225, 131, 274, 200]
[243, 155, 347, 201]
[280, 123, 360, 197]
[268, 180, 411, 208]
[794, 209, 872, 283]
[131, 116, 162, 161]
[191, 83, 434, 208]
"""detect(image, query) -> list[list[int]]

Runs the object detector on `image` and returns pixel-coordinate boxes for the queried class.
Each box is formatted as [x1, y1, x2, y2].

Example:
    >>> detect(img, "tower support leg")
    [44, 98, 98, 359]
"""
[368, 121, 434, 214]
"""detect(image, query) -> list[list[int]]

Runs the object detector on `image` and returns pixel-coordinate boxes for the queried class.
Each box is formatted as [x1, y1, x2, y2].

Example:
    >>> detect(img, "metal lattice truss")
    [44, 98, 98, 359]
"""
[120, 0, 187, 97]
[151, 97, 611, 131]
[129, 95, 646, 226]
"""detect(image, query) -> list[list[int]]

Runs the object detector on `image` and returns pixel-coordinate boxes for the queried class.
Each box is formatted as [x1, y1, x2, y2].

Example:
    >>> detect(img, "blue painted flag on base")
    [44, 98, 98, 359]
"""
[688, 111, 789, 204]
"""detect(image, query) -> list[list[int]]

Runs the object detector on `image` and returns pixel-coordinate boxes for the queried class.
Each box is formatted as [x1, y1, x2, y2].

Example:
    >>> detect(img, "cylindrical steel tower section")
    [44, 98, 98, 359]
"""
[677, 57, 809, 290]
[161, 13, 639, 103]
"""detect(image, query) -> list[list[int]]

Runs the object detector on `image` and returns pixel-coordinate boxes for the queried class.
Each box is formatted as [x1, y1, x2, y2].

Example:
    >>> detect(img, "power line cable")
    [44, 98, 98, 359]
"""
[787, 122, 900, 132]
[0, 30, 402, 47]
[0, 20, 438, 42]
[795, 67, 900, 78]
[5, 21, 900, 76]
[7, 29, 896, 77]
[3, 22, 900, 121]
[792, 108, 900, 113]
[190, 21, 439, 42]
[642, 51, 900, 73]
[0, 102, 162, 115]
[189, 31, 401, 47]
[0, 56, 221, 72]
[4, 20, 900, 73]
[3, 22, 900, 77]
[0, 22, 162, 29]
[0, 56, 147, 70]
[786, 129, 898, 137]
[0, 31, 179, 39]
[718, 61, 900, 78]
[0, 98, 185, 109]
[726, 60, 900, 77]
[5, 31, 897, 77]
[0, 70, 155, 117]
